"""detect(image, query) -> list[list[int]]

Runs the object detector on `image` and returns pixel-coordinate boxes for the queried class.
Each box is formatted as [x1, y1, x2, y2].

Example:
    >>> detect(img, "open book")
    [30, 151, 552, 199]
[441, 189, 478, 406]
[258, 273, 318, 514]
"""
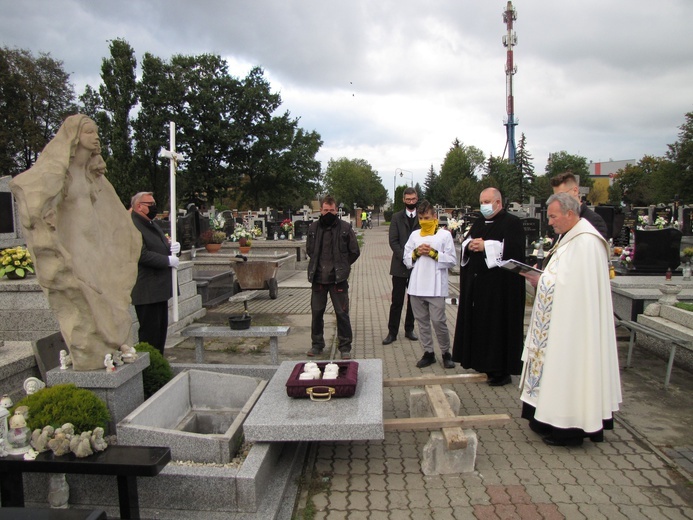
[499, 259, 543, 275]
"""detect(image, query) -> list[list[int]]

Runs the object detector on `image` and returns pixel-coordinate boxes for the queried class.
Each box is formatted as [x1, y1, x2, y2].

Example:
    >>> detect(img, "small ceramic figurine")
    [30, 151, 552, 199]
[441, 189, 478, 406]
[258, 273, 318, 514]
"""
[119, 344, 138, 364]
[0, 394, 13, 409]
[23, 377, 45, 395]
[104, 353, 115, 372]
[90, 427, 108, 452]
[0, 439, 8, 457]
[59, 349, 72, 370]
[7, 411, 31, 453]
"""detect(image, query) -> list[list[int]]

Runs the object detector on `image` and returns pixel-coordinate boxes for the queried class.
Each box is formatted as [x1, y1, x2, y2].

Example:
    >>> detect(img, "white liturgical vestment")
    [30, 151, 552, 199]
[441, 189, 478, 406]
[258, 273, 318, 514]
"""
[520, 219, 622, 433]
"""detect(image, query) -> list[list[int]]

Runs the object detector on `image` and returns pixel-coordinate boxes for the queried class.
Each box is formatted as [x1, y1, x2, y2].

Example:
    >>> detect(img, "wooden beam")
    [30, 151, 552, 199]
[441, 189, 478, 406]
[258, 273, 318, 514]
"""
[383, 373, 487, 387]
[425, 384, 467, 450]
[383, 414, 511, 432]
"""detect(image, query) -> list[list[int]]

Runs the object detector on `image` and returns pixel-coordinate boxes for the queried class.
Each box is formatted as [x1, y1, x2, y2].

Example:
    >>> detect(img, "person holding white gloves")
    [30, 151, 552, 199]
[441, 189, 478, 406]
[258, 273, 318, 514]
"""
[130, 191, 180, 355]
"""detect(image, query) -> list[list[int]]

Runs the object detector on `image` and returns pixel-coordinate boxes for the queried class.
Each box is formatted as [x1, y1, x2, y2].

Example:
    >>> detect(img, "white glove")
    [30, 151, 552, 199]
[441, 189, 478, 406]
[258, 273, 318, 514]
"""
[170, 241, 181, 255]
[168, 256, 180, 269]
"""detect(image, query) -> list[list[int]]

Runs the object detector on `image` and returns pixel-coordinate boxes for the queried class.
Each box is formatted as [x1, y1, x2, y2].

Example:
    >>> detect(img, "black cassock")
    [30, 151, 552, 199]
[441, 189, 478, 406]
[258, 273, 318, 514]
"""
[452, 210, 526, 375]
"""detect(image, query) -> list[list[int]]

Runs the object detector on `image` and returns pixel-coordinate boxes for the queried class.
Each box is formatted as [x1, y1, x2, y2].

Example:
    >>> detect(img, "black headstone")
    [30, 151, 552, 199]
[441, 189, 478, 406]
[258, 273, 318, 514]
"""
[633, 228, 682, 273]
[176, 213, 196, 250]
[521, 218, 540, 244]
[294, 220, 311, 239]
[0, 192, 13, 233]
[153, 219, 171, 236]
[266, 221, 281, 239]
[31, 332, 67, 381]
[594, 206, 615, 240]
[682, 207, 693, 237]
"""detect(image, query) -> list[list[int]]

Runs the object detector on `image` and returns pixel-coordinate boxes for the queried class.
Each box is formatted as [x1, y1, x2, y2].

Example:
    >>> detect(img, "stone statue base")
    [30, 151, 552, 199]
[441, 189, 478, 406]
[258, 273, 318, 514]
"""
[46, 353, 150, 434]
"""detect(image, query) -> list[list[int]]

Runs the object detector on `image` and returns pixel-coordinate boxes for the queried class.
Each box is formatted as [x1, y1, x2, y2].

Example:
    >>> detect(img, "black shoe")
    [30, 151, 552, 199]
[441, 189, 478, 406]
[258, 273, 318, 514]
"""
[416, 351, 436, 368]
[404, 331, 418, 341]
[382, 334, 397, 345]
[488, 374, 512, 387]
[543, 435, 583, 447]
[306, 348, 323, 357]
[442, 352, 455, 369]
[340, 351, 351, 360]
[528, 420, 553, 436]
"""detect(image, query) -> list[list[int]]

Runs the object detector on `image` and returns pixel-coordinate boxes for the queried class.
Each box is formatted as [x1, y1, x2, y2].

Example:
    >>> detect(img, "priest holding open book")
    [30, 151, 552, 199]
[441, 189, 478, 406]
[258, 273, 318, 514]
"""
[451, 188, 526, 386]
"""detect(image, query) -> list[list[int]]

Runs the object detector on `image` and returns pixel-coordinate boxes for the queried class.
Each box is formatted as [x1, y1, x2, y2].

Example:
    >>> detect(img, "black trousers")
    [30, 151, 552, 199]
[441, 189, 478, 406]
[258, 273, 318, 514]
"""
[135, 301, 169, 355]
[387, 275, 415, 337]
[311, 281, 352, 352]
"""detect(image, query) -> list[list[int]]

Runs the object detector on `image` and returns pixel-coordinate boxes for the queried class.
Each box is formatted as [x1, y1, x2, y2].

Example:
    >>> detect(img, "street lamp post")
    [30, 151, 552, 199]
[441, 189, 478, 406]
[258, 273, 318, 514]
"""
[394, 168, 414, 205]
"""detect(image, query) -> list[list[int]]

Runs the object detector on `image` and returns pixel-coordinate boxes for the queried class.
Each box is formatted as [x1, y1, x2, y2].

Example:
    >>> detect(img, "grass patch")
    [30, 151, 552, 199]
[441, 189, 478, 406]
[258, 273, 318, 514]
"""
[674, 302, 693, 312]
[293, 471, 332, 520]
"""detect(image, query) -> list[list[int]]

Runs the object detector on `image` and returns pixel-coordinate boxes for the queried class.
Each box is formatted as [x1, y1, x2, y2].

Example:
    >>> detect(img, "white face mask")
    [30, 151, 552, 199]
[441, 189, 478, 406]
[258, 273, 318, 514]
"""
[480, 203, 495, 218]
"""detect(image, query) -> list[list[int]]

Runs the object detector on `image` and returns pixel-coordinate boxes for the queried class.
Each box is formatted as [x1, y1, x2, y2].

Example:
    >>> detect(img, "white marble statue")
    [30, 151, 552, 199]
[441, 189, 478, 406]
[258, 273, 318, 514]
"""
[9, 114, 142, 371]
[104, 353, 115, 372]
[59, 349, 72, 370]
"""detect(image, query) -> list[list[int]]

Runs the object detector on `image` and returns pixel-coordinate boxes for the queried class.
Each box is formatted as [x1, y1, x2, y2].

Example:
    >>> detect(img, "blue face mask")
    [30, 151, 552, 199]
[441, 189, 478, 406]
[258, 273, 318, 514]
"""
[480, 203, 495, 218]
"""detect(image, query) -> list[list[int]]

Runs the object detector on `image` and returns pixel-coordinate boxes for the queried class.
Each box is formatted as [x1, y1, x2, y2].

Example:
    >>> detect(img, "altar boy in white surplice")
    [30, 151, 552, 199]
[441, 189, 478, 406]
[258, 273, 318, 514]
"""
[520, 192, 622, 447]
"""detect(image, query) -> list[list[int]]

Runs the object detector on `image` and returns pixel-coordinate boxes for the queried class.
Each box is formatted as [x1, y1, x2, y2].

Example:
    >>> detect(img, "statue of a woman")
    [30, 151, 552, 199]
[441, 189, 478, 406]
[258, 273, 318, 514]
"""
[10, 115, 141, 370]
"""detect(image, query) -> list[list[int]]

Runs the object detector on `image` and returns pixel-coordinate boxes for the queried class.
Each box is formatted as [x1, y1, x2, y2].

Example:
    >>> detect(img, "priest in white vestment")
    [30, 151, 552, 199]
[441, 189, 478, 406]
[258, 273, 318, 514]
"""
[520, 192, 622, 446]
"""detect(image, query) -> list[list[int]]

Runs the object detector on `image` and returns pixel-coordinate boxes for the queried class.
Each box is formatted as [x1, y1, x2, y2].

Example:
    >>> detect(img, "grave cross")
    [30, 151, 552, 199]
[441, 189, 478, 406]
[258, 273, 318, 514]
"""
[159, 122, 183, 323]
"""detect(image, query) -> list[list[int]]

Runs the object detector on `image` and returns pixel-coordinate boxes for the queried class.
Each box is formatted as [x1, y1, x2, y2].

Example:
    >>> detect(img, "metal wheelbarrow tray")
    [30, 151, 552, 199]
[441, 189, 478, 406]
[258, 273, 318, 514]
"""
[230, 257, 285, 299]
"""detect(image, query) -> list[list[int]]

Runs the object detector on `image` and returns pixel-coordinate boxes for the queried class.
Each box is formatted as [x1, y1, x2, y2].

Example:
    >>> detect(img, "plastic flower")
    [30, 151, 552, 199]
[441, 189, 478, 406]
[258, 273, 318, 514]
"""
[280, 219, 294, 233]
[0, 246, 35, 279]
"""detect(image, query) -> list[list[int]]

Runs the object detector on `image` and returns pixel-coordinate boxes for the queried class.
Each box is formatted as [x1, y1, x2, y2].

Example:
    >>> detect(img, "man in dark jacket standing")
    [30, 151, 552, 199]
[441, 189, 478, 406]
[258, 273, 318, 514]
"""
[130, 192, 180, 355]
[306, 195, 360, 359]
[550, 171, 609, 240]
[383, 187, 419, 345]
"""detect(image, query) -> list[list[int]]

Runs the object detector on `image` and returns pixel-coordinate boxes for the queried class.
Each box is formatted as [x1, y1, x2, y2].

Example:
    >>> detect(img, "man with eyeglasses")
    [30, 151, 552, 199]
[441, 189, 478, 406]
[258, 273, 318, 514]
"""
[550, 172, 608, 240]
[383, 187, 420, 345]
[130, 191, 181, 355]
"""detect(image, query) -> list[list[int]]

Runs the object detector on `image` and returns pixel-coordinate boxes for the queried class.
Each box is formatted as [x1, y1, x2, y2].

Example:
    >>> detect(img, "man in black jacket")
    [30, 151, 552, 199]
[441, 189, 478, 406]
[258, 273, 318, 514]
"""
[383, 187, 419, 345]
[306, 195, 360, 359]
[130, 192, 180, 355]
[550, 172, 609, 240]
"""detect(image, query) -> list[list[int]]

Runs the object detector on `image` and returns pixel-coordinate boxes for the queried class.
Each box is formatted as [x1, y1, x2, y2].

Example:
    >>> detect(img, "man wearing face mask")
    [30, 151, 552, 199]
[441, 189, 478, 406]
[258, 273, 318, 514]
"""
[130, 191, 181, 355]
[306, 195, 360, 359]
[451, 187, 526, 386]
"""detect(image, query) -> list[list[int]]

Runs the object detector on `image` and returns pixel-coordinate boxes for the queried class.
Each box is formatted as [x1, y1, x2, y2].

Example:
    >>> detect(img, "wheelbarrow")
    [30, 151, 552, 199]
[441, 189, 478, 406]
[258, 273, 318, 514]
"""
[230, 257, 285, 299]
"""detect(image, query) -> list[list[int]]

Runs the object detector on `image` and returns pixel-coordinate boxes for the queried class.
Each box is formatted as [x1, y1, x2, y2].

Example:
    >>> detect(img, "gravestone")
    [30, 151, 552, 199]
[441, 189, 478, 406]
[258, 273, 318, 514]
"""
[521, 218, 540, 244]
[0, 176, 23, 249]
[633, 228, 682, 273]
[153, 218, 171, 237]
[682, 207, 693, 237]
[266, 221, 281, 239]
[294, 220, 310, 239]
[252, 218, 266, 237]
[31, 331, 67, 381]
[594, 205, 616, 240]
[177, 212, 197, 250]
[654, 205, 673, 225]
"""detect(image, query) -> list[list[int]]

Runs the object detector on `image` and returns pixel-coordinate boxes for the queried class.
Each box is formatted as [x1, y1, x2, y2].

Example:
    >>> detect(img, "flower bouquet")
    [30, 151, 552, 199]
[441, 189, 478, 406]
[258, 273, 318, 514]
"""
[200, 230, 226, 245]
[0, 246, 35, 279]
[280, 219, 294, 234]
[231, 225, 254, 246]
[210, 214, 226, 231]
[620, 245, 635, 269]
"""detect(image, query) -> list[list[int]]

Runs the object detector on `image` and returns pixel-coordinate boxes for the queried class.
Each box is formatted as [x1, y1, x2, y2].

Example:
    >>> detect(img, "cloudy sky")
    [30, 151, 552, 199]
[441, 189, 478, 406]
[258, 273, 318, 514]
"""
[2, 0, 692, 199]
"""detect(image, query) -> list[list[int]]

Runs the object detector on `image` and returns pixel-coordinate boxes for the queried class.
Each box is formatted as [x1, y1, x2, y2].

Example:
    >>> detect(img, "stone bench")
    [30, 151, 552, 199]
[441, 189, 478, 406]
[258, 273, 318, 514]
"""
[0, 445, 171, 520]
[616, 318, 693, 388]
[180, 324, 290, 365]
[0, 508, 106, 520]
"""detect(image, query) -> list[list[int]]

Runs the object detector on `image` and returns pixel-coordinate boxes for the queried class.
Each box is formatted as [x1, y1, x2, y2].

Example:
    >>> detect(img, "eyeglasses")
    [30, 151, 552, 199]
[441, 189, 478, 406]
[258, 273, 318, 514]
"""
[140, 201, 156, 206]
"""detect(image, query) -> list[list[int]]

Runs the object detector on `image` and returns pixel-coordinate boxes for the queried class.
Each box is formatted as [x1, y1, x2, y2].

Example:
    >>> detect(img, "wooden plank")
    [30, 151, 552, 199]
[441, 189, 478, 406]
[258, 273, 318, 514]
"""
[425, 385, 467, 450]
[383, 414, 511, 432]
[383, 373, 487, 387]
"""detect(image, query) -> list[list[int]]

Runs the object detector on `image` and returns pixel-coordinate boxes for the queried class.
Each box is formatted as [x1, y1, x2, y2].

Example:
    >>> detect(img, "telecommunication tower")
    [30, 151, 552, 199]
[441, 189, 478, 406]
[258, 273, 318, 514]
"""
[502, 1, 518, 164]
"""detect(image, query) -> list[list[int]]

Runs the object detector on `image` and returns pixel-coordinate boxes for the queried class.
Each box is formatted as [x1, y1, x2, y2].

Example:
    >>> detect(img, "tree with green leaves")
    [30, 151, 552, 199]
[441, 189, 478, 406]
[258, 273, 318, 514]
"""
[0, 47, 75, 176]
[323, 157, 388, 210]
[515, 133, 536, 202]
[484, 155, 517, 203]
[545, 151, 593, 193]
[439, 138, 485, 206]
[665, 111, 693, 203]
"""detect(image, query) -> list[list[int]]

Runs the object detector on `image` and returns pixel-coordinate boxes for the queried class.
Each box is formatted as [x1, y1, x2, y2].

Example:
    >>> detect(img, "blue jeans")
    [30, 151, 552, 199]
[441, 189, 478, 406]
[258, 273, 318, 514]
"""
[311, 281, 352, 352]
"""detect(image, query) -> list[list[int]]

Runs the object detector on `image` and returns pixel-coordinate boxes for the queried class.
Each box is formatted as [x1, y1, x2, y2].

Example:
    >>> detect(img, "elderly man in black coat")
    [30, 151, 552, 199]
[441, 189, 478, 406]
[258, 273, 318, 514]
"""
[452, 188, 526, 386]
[130, 191, 180, 355]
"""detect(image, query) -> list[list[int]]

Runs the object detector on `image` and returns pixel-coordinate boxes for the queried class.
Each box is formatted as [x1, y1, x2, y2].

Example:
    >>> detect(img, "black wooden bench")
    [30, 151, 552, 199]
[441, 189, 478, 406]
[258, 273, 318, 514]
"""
[616, 318, 693, 389]
[0, 508, 106, 519]
[0, 445, 171, 520]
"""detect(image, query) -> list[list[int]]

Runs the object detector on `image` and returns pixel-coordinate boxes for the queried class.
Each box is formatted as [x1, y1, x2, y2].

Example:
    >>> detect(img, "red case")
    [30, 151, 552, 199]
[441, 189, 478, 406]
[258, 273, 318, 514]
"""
[285, 361, 359, 399]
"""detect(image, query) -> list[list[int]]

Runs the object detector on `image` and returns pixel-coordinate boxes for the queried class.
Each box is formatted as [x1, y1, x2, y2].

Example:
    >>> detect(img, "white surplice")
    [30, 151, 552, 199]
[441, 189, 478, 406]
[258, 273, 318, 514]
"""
[520, 218, 622, 433]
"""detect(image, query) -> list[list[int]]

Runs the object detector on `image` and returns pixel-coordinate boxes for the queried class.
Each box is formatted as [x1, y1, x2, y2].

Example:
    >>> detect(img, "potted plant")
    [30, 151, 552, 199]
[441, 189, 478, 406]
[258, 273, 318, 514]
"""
[231, 225, 254, 253]
[200, 230, 226, 253]
[0, 246, 35, 280]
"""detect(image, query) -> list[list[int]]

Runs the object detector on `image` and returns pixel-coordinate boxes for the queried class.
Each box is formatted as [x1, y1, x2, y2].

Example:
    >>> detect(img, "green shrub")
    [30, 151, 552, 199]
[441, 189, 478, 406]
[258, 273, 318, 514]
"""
[134, 342, 173, 398]
[384, 210, 393, 223]
[12, 384, 110, 434]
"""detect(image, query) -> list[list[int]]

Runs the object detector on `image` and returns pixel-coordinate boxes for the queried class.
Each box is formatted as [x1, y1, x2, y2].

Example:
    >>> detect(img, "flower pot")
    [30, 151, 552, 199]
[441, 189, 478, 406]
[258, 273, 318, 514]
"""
[239, 237, 248, 247]
[229, 314, 252, 330]
[205, 243, 222, 253]
[239, 246, 251, 254]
